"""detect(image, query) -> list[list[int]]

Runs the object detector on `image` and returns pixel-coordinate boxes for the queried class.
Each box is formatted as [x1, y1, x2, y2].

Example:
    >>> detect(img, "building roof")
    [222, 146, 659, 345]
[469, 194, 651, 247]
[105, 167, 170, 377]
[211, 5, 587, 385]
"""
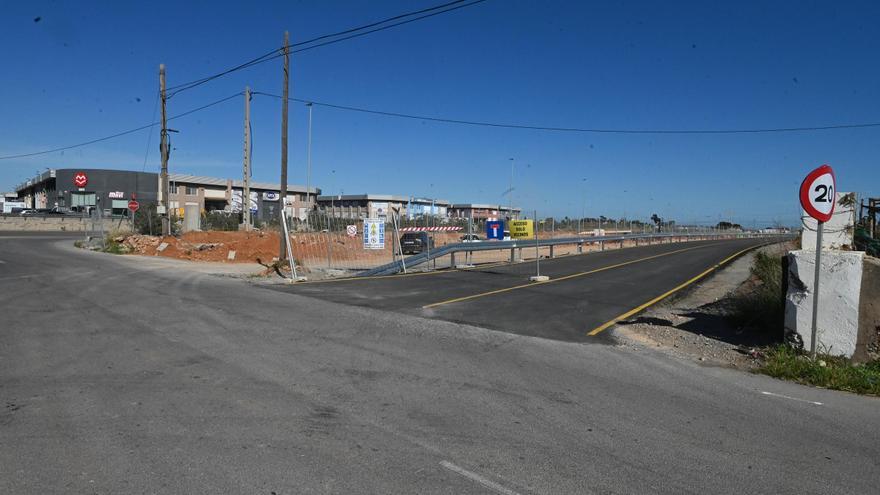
[169, 173, 318, 194]
[316, 194, 450, 205]
[451, 203, 521, 211]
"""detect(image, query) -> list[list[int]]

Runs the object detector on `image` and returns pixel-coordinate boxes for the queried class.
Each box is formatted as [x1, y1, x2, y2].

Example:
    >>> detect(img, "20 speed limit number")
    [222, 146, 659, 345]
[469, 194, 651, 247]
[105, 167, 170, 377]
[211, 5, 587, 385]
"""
[799, 164, 836, 222]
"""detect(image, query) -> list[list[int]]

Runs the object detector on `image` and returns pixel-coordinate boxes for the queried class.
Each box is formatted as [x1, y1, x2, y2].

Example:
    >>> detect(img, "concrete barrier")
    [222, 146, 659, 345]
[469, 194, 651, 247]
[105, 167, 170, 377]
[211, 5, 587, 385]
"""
[857, 257, 880, 361]
[0, 215, 127, 232]
[785, 249, 879, 360]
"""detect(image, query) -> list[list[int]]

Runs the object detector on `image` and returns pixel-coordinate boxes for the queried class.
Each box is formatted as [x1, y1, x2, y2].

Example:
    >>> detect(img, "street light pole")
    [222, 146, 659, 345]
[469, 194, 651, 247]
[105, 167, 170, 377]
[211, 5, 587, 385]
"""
[306, 102, 313, 229]
[580, 178, 586, 234]
[508, 158, 514, 220]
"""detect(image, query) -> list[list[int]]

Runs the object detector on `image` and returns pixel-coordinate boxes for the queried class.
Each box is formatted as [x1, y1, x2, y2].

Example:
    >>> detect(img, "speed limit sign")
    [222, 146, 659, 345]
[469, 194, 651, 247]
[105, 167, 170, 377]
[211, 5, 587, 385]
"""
[799, 164, 836, 222]
[799, 163, 837, 359]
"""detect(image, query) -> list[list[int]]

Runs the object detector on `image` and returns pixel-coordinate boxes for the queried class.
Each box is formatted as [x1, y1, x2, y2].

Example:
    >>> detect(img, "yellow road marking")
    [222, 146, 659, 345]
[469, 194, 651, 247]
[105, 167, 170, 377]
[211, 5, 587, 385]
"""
[422, 242, 722, 309]
[586, 242, 768, 336]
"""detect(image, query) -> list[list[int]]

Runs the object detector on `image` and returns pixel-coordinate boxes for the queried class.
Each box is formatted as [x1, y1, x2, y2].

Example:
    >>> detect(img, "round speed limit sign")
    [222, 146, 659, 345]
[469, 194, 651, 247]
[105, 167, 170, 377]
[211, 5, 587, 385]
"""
[799, 164, 836, 222]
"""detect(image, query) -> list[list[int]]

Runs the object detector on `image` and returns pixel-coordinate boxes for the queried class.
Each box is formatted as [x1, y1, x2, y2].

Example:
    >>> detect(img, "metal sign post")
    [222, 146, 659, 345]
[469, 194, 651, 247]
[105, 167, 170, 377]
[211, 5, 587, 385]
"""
[799, 164, 836, 358]
[534, 210, 540, 277]
[810, 221, 823, 359]
[527, 213, 549, 282]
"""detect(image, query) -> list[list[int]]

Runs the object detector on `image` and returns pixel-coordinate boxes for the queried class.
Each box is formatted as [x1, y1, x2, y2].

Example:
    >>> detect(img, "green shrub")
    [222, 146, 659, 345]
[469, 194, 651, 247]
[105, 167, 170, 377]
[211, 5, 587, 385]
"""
[133, 203, 163, 236]
[203, 211, 240, 231]
[758, 345, 880, 395]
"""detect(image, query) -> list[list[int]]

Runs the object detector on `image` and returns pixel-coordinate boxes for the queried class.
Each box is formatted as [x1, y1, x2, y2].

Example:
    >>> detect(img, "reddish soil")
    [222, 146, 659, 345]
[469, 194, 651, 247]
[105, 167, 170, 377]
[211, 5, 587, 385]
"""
[125, 231, 282, 264]
[121, 228, 644, 270]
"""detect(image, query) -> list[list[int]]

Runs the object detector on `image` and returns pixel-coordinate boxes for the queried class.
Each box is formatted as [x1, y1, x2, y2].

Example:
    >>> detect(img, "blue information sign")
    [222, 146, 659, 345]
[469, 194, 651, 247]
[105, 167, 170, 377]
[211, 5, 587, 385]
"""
[486, 220, 505, 240]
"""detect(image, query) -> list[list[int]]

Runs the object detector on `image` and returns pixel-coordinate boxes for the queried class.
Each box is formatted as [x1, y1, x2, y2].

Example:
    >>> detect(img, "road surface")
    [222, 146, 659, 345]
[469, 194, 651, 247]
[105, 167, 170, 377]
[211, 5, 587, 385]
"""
[1, 233, 877, 494]
[276, 237, 770, 342]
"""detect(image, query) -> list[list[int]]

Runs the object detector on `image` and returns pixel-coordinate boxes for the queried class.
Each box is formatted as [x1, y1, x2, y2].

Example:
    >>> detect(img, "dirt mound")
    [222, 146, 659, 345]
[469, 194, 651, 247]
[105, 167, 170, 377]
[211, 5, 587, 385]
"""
[125, 231, 282, 264]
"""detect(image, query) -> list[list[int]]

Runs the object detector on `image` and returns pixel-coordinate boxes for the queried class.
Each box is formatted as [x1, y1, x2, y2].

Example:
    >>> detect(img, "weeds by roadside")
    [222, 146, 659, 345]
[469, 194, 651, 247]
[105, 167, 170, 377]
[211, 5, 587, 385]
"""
[757, 345, 880, 396]
[100, 233, 131, 254]
[730, 250, 784, 335]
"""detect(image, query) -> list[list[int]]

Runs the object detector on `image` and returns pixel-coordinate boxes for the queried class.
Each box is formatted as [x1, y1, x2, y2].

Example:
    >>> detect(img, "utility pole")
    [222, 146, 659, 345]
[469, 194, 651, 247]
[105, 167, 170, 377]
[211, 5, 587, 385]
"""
[306, 102, 313, 230]
[279, 31, 290, 261]
[159, 64, 170, 236]
[243, 86, 252, 231]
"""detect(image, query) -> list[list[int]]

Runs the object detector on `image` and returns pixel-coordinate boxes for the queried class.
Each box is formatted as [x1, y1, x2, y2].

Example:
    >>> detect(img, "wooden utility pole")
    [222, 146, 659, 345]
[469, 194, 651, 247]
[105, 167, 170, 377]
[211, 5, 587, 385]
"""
[159, 64, 170, 236]
[243, 86, 252, 231]
[279, 31, 290, 260]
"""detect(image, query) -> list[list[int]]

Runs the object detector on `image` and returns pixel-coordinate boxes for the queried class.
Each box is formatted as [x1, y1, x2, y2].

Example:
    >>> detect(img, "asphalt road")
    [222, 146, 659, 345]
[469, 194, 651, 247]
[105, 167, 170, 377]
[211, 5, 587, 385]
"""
[1, 232, 878, 494]
[275, 237, 770, 342]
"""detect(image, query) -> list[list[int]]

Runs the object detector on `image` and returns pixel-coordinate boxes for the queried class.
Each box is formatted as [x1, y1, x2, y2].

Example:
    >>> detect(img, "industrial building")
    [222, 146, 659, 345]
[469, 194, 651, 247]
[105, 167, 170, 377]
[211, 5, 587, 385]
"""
[316, 194, 451, 220]
[448, 203, 521, 220]
[14, 169, 319, 221]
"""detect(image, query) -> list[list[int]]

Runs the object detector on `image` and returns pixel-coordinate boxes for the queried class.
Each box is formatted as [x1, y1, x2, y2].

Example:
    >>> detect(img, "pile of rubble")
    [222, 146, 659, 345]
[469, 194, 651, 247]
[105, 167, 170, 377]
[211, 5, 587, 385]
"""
[121, 234, 163, 253]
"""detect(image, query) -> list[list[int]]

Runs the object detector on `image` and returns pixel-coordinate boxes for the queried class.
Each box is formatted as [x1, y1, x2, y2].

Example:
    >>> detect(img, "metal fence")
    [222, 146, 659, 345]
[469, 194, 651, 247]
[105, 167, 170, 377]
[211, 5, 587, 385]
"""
[274, 208, 784, 276]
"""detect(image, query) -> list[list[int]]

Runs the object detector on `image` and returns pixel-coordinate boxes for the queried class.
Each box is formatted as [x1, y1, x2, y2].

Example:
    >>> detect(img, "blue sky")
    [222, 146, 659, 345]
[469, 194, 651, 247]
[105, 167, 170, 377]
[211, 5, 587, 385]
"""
[2, 0, 878, 226]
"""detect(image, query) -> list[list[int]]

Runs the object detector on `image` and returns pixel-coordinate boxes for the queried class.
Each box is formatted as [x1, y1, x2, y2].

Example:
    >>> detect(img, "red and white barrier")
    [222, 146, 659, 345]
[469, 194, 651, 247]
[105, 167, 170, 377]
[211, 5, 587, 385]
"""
[399, 226, 463, 232]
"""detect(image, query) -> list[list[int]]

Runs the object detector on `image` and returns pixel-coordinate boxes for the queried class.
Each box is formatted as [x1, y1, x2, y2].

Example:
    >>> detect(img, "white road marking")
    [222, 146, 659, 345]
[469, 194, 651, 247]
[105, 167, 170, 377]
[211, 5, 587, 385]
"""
[439, 461, 521, 495]
[0, 259, 6, 263]
[760, 391, 823, 406]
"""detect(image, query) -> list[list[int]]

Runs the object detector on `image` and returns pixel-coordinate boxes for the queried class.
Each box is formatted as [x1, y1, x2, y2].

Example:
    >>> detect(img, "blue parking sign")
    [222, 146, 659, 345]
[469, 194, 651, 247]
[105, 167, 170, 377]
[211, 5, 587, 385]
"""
[486, 220, 504, 240]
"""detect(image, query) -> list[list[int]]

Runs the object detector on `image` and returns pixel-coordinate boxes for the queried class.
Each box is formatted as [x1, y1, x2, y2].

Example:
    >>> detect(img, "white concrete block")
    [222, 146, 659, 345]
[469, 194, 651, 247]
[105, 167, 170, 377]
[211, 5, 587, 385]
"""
[801, 192, 855, 250]
[784, 250, 864, 357]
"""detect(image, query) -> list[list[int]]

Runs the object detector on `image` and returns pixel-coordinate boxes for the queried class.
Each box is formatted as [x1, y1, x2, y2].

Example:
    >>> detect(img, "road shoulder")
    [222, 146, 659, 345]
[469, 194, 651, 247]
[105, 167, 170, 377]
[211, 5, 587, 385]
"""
[611, 242, 793, 370]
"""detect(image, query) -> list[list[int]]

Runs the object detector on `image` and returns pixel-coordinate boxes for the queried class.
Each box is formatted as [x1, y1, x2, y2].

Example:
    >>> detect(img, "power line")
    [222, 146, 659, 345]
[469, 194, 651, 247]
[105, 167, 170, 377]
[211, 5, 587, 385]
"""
[252, 91, 880, 135]
[290, 0, 489, 55]
[166, 0, 488, 98]
[0, 92, 242, 161]
[141, 92, 160, 171]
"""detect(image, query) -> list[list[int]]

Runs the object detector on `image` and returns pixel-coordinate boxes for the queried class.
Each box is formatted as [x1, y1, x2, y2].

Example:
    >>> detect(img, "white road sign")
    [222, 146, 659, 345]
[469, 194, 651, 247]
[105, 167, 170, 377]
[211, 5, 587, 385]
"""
[799, 164, 836, 223]
[363, 218, 385, 250]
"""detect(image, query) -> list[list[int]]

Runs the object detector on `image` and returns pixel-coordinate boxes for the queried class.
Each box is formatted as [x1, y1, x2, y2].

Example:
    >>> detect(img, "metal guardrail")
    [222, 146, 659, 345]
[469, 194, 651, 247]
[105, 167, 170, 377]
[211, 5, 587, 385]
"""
[357, 232, 793, 277]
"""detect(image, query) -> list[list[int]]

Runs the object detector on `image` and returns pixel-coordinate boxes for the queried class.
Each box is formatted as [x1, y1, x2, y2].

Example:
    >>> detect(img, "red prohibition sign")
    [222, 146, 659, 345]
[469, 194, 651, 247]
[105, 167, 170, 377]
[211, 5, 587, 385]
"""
[799, 164, 836, 223]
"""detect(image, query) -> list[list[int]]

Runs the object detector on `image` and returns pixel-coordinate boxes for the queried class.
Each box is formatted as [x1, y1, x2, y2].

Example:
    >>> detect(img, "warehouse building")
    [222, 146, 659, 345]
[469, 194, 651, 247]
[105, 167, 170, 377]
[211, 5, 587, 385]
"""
[14, 168, 319, 220]
[449, 203, 521, 220]
[15, 169, 158, 215]
[166, 174, 319, 222]
[316, 194, 450, 220]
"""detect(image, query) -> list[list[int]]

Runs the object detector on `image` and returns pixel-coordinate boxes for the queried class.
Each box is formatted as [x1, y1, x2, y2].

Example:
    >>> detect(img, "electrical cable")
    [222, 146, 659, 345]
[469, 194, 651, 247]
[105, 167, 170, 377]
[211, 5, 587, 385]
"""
[0, 92, 242, 161]
[252, 91, 880, 135]
[166, 0, 488, 98]
[141, 92, 160, 171]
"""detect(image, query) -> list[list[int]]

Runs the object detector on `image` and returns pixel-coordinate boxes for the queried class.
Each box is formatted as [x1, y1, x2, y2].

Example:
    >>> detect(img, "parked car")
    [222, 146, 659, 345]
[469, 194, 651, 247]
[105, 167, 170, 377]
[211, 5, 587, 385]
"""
[459, 234, 482, 243]
[19, 209, 39, 216]
[401, 232, 434, 254]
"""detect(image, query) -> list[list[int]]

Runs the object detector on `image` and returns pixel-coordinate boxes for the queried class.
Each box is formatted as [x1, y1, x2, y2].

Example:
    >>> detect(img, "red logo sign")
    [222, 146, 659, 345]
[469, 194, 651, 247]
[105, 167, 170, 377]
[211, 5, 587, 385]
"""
[799, 164, 836, 223]
[73, 172, 88, 188]
[127, 200, 140, 212]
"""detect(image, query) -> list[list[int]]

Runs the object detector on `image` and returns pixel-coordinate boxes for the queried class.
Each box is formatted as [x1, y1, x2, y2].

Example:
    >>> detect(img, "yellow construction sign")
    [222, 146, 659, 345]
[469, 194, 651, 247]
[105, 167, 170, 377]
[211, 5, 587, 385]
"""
[509, 219, 534, 238]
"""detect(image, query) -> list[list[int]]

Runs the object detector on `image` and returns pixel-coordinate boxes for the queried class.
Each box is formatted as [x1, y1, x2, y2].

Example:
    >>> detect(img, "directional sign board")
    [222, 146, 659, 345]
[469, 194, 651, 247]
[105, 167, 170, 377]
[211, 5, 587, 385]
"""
[363, 218, 385, 250]
[73, 171, 88, 188]
[509, 219, 534, 239]
[799, 164, 836, 222]
[127, 200, 139, 212]
[486, 220, 505, 240]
